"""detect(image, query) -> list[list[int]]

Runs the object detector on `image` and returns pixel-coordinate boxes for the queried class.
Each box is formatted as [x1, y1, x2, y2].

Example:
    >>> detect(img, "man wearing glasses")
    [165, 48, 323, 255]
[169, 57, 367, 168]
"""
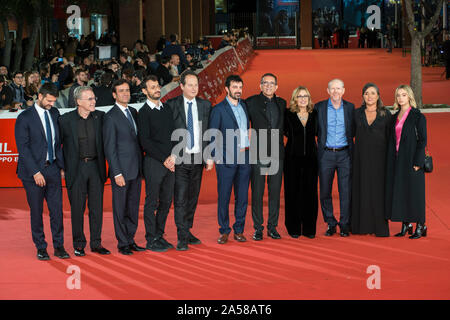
[104, 79, 145, 255]
[245, 73, 286, 241]
[9, 71, 27, 107]
[59, 86, 110, 257]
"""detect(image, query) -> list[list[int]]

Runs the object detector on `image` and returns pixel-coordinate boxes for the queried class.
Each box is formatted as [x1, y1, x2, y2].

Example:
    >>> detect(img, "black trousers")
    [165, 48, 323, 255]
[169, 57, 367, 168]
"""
[22, 162, 64, 250]
[66, 160, 104, 249]
[250, 161, 283, 232]
[174, 158, 204, 241]
[143, 157, 174, 244]
[111, 174, 141, 249]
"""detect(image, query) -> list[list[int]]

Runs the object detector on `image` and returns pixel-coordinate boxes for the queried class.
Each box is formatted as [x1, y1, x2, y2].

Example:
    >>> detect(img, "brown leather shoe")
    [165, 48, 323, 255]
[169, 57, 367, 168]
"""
[233, 233, 247, 242]
[217, 233, 229, 244]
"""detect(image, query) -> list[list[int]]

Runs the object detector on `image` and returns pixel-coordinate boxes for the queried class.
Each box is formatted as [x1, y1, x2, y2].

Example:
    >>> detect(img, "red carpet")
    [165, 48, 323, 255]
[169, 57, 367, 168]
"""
[1, 49, 449, 300]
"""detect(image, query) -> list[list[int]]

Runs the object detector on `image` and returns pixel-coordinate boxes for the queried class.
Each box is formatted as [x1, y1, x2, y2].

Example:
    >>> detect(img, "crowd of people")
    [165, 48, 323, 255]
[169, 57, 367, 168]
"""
[0, 31, 221, 111]
[14, 67, 429, 260]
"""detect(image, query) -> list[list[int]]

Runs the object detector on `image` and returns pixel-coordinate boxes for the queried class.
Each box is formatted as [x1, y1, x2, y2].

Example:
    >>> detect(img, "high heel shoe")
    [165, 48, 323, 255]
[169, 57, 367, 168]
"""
[409, 223, 427, 239]
[394, 222, 413, 237]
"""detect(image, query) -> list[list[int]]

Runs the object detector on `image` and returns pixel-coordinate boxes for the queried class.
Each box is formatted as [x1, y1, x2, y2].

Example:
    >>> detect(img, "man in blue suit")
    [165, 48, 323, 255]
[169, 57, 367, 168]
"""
[15, 83, 70, 260]
[207, 75, 251, 244]
[315, 79, 354, 237]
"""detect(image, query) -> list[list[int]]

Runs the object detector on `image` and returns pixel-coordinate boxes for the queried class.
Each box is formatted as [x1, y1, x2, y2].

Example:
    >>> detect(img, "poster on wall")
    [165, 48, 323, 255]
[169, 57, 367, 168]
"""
[256, 0, 299, 48]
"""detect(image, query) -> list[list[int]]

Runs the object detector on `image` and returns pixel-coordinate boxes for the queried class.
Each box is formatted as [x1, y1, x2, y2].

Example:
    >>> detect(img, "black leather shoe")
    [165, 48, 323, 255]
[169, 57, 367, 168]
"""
[409, 223, 427, 239]
[395, 222, 413, 237]
[288, 233, 300, 238]
[159, 237, 174, 249]
[54, 247, 70, 259]
[91, 246, 111, 255]
[129, 243, 146, 252]
[340, 225, 350, 237]
[267, 229, 281, 239]
[147, 239, 168, 252]
[74, 247, 85, 257]
[253, 230, 263, 241]
[37, 249, 50, 261]
[118, 246, 133, 255]
[325, 225, 337, 236]
[188, 232, 201, 245]
[176, 241, 189, 251]
[303, 234, 315, 239]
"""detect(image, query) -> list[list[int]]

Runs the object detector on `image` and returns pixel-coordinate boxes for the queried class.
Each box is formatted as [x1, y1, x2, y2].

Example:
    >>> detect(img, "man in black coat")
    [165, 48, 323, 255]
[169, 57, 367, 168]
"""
[165, 70, 212, 251]
[59, 86, 110, 257]
[315, 79, 354, 237]
[245, 73, 285, 241]
[103, 79, 145, 255]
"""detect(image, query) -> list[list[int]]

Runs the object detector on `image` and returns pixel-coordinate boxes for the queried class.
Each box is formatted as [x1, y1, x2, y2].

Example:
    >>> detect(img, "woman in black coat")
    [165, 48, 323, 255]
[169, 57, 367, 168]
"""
[385, 85, 427, 239]
[352, 83, 391, 236]
[284, 86, 318, 238]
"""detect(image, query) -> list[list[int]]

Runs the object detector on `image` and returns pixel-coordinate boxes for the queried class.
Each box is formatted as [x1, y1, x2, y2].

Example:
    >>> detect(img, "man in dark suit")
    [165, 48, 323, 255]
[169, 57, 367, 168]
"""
[208, 75, 251, 244]
[137, 75, 176, 253]
[59, 86, 110, 257]
[316, 79, 354, 237]
[103, 79, 145, 255]
[15, 83, 70, 260]
[165, 70, 212, 251]
[245, 73, 285, 241]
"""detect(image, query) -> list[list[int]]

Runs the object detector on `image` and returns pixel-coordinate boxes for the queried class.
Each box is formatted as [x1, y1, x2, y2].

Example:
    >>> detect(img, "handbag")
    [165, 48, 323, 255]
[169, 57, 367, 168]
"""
[415, 124, 433, 173]
[424, 147, 433, 173]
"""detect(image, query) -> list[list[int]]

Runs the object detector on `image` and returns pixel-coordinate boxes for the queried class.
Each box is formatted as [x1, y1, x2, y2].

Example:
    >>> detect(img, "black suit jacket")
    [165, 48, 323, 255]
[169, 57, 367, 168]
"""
[165, 95, 212, 160]
[315, 99, 355, 161]
[245, 92, 286, 162]
[59, 109, 107, 188]
[103, 104, 142, 180]
[15, 105, 64, 181]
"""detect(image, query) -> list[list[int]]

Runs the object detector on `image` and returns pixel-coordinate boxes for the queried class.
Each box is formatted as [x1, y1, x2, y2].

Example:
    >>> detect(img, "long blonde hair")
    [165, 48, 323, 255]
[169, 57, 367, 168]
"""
[289, 86, 314, 113]
[393, 84, 417, 110]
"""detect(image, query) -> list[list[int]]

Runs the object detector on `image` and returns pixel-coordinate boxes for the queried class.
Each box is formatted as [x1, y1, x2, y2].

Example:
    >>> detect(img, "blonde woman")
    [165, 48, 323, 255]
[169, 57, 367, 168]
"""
[283, 86, 318, 238]
[385, 85, 427, 239]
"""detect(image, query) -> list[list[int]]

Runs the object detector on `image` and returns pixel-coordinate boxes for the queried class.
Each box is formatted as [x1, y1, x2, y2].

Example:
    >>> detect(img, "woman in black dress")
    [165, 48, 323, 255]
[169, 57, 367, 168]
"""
[284, 86, 318, 238]
[351, 83, 391, 236]
[385, 85, 427, 239]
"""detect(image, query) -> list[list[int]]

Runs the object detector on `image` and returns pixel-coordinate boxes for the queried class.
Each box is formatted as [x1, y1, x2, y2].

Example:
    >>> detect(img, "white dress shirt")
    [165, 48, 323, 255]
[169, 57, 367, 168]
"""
[146, 99, 164, 110]
[183, 96, 200, 154]
[34, 103, 55, 161]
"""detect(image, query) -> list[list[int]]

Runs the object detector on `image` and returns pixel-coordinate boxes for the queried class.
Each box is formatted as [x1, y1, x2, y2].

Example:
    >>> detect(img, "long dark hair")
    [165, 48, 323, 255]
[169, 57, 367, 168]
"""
[361, 82, 386, 116]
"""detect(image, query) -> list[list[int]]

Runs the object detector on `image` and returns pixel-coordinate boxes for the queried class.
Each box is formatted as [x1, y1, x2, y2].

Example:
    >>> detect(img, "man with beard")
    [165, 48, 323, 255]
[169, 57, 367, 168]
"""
[137, 75, 176, 252]
[208, 75, 251, 244]
[68, 69, 89, 108]
[15, 83, 69, 260]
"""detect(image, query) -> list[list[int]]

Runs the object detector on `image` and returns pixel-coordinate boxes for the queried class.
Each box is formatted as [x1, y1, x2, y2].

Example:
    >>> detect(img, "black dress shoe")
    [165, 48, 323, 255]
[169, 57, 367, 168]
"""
[159, 237, 174, 249]
[91, 246, 111, 255]
[253, 230, 263, 241]
[37, 249, 50, 261]
[176, 241, 189, 251]
[129, 243, 146, 252]
[288, 233, 300, 238]
[267, 229, 281, 239]
[325, 225, 337, 236]
[395, 222, 413, 237]
[409, 223, 427, 239]
[74, 247, 86, 257]
[118, 246, 133, 255]
[54, 247, 70, 259]
[147, 239, 168, 252]
[339, 225, 350, 237]
[188, 232, 201, 245]
[304, 234, 315, 239]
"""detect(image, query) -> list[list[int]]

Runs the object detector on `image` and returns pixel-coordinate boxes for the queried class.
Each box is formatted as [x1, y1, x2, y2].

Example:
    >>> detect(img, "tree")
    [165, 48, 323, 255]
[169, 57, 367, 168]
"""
[404, 0, 444, 107]
[0, 0, 14, 68]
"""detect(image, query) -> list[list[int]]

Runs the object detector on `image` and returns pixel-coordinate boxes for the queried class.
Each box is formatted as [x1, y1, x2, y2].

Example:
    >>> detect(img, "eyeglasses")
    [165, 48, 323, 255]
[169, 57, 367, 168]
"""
[80, 97, 98, 102]
[262, 81, 276, 87]
[297, 95, 309, 99]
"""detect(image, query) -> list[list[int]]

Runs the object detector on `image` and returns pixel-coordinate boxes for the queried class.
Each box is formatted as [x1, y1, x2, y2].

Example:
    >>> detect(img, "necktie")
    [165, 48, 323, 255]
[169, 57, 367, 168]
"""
[187, 102, 194, 149]
[125, 108, 136, 135]
[44, 111, 54, 163]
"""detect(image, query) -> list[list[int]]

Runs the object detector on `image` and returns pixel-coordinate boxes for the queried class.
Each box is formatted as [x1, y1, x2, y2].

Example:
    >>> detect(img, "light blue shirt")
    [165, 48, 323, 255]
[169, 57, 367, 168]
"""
[326, 99, 347, 148]
[226, 96, 250, 148]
